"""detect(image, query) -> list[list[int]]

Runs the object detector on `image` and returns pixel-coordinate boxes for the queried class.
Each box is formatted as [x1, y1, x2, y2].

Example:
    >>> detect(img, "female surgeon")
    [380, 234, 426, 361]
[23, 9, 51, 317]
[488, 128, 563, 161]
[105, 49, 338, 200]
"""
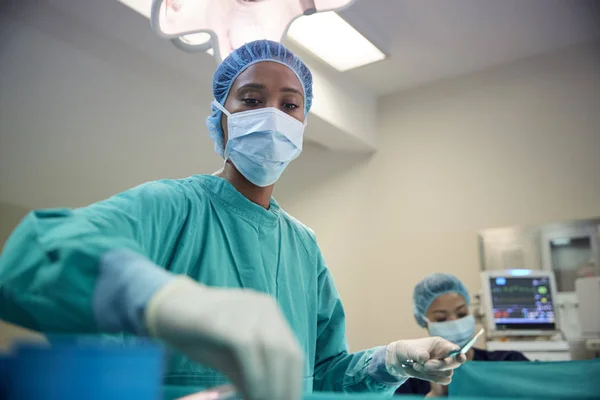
[395, 273, 528, 397]
[0, 40, 465, 400]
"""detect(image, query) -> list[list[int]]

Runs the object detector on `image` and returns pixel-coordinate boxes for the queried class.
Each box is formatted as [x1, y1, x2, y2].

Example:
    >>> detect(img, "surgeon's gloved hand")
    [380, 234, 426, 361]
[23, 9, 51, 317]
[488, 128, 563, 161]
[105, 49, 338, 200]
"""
[144, 276, 304, 400]
[385, 337, 466, 385]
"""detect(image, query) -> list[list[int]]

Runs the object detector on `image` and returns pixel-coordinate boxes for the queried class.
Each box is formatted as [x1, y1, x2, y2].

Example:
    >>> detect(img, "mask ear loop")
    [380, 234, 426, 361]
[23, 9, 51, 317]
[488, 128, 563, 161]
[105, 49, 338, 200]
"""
[211, 167, 225, 176]
[212, 100, 231, 117]
[212, 100, 232, 160]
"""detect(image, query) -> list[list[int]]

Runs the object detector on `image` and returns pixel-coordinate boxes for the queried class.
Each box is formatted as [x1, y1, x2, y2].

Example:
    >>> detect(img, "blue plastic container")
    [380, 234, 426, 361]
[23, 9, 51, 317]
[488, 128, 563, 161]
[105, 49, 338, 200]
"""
[0, 352, 12, 398]
[7, 337, 164, 400]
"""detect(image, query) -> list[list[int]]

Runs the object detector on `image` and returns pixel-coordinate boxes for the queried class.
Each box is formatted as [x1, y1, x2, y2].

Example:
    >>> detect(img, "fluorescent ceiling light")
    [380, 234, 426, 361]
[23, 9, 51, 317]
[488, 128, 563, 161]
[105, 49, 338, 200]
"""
[287, 11, 386, 71]
[117, 0, 151, 18]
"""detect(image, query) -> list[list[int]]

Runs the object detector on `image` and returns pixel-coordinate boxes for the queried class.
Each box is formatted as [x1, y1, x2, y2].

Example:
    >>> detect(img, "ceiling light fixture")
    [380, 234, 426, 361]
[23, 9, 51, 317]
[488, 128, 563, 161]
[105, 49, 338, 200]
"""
[118, 0, 386, 70]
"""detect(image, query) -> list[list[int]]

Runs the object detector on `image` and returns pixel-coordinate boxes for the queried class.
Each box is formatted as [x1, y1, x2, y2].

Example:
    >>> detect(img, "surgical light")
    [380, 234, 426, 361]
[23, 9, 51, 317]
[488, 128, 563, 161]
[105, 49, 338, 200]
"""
[117, 0, 386, 70]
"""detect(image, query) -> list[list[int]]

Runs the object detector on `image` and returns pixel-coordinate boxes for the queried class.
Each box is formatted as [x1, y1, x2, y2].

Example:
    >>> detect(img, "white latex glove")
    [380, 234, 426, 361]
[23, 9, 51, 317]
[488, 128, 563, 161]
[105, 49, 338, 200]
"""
[385, 337, 466, 385]
[145, 276, 304, 400]
[426, 382, 449, 398]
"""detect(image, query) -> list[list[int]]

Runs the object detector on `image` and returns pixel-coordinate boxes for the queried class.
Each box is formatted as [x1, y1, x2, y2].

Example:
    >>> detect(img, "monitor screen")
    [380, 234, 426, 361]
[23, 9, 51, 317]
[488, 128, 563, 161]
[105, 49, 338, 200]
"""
[489, 276, 556, 331]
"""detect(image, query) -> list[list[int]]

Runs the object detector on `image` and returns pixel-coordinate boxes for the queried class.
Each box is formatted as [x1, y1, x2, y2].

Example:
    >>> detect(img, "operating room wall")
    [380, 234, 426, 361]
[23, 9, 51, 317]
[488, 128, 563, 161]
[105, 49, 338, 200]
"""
[277, 40, 600, 350]
[0, 202, 29, 252]
[0, 12, 223, 210]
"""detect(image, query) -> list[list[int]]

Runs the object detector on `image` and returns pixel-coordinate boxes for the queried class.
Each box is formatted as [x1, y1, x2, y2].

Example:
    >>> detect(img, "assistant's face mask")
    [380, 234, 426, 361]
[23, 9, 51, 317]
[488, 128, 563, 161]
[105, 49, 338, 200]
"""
[213, 101, 305, 187]
[427, 314, 476, 347]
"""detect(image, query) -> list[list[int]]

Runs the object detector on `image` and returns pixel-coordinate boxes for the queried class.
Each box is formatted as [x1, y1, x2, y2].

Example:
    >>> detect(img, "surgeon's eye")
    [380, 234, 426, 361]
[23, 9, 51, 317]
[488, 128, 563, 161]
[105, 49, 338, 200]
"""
[283, 103, 299, 110]
[242, 98, 261, 106]
[457, 312, 468, 319]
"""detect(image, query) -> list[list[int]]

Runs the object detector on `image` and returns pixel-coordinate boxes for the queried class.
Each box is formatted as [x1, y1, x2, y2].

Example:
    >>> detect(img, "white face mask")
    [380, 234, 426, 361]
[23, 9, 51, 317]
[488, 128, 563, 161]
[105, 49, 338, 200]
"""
[427, 315, 476, 347]
[212, 101, 305, 187]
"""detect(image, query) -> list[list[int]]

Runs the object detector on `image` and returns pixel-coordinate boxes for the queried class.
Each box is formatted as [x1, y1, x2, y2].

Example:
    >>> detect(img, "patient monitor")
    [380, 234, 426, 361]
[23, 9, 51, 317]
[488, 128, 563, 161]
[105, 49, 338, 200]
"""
[481, 270, 560, 337]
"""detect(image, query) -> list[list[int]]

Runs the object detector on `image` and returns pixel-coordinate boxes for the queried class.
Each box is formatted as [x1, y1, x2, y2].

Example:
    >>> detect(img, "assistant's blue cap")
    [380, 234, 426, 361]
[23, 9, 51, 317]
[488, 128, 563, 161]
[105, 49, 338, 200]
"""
[206, 40, 313, 157]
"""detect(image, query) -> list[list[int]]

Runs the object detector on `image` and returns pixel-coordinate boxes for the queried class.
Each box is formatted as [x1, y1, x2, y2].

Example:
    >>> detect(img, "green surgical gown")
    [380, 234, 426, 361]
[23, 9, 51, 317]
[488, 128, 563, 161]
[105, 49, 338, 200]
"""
[0, 175, 399, 394]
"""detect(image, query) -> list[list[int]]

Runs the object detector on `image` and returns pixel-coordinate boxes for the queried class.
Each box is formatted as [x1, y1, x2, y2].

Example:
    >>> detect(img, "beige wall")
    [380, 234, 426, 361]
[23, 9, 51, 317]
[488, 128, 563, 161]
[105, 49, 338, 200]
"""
[278, 41, 600, 350]
[0, 202, 29, 251]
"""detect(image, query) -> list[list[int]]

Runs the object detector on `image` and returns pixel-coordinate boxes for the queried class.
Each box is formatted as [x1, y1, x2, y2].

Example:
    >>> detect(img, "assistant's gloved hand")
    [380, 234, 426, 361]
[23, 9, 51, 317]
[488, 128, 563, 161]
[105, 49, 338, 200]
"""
[426, 382, 449, 398]
[385, 337, 466, 385]
[144, 276, 304, 400]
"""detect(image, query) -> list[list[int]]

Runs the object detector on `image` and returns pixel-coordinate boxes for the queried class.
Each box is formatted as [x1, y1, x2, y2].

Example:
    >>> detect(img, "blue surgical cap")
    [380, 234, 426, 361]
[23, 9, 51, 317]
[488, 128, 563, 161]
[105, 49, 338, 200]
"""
[413, 273, 471, 327]
[206, 40, 313, 157]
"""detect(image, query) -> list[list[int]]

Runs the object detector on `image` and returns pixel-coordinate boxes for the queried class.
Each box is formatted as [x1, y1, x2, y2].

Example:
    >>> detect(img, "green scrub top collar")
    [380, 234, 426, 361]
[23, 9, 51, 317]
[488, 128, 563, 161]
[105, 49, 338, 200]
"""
[196, 174, 281, 227]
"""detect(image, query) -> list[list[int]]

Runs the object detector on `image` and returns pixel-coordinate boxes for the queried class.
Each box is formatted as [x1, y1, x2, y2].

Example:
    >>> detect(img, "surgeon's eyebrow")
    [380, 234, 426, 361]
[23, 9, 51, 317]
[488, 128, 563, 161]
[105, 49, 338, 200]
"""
[236, 83, 266, 93]
[236, 83, 303, 98]
[430, 310, 448, 316]
[280, 87, 304, 98]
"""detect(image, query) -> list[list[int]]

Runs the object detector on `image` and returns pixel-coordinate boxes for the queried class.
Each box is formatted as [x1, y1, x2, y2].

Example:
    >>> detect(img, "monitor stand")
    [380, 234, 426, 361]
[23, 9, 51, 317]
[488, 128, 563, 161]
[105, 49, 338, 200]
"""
[486, 338, 570, 361]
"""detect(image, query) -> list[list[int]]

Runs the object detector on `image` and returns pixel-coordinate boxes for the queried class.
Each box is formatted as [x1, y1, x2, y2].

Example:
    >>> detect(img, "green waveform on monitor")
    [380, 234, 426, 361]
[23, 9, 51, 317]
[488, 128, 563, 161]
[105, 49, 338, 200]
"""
[492, 286, 534, 294]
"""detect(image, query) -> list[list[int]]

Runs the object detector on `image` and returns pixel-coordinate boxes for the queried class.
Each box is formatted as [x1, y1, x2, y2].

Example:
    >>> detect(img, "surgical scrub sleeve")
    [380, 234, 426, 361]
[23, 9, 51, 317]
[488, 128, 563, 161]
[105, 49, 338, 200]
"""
[0, 175, 403, 393]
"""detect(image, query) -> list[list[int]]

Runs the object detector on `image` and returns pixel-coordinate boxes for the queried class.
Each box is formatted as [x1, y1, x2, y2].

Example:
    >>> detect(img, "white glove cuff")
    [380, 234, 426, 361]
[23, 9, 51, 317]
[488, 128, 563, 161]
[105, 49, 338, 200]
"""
[385, 341, 411, 378]
[144, 275, 206, 337]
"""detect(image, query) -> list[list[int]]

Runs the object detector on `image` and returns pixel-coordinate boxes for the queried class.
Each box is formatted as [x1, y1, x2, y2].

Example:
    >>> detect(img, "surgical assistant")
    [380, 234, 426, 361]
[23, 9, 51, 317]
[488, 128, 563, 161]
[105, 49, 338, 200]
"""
[0, 40, 465, 400]
[396, 273, 528, 397]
